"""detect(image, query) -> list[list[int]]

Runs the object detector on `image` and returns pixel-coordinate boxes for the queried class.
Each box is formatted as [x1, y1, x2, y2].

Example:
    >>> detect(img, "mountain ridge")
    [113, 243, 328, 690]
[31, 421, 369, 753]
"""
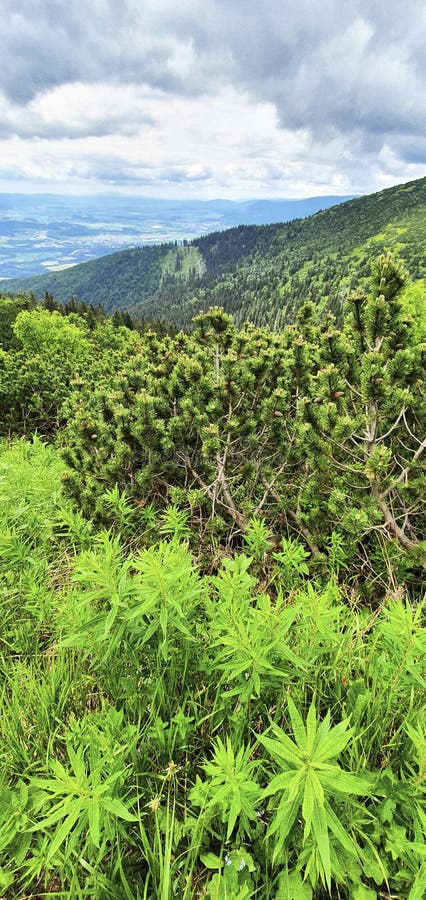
[0, 193, 355, 279]
[1, 177, 425, 329]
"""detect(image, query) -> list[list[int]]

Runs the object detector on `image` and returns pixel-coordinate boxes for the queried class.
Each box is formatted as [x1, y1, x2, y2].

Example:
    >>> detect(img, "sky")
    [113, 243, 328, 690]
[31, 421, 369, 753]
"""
[0, 0, 425, 199]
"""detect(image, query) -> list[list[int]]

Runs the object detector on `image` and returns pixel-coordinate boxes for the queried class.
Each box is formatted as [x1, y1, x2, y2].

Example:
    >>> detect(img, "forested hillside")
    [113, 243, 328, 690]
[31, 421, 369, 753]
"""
[1, 176, 425, 329]
[139, 176, 426, 329]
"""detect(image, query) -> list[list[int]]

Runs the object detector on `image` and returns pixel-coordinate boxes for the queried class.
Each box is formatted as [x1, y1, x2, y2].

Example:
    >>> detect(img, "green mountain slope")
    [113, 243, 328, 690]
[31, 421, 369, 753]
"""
[1, 177, 425, 328]
[0, 243, 171, 312]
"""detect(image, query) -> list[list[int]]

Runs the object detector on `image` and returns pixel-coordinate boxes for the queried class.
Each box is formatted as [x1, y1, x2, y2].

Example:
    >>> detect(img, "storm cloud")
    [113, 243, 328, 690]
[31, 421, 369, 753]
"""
[0, 0, 424, 196]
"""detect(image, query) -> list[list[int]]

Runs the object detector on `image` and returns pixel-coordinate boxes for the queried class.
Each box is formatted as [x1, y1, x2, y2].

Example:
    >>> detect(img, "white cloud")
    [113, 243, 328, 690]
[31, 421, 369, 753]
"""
[0, 0, 424, 196]
[0, 85, 312, 196]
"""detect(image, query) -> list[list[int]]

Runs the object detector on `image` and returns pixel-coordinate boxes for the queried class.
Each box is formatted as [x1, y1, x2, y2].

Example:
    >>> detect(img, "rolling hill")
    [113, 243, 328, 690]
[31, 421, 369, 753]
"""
[1, 177, 425, 329]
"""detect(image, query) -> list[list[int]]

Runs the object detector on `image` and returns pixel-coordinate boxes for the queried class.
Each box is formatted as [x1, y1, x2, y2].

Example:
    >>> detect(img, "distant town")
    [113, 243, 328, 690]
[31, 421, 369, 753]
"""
[0, 193, 353, 279]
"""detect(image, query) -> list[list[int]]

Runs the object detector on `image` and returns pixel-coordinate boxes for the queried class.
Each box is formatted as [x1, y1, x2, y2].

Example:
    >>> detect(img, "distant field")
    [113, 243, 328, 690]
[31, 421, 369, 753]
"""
[0, 193, 353, 278]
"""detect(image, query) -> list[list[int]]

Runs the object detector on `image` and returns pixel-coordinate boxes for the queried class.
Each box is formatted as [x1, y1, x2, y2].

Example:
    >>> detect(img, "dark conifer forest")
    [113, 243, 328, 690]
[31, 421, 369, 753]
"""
[2, 176, 425, 332]
[0, 182, 425, 898]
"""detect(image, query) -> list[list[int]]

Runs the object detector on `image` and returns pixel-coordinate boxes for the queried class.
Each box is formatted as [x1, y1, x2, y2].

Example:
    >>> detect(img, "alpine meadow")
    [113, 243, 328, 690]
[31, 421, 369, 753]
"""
[0, 178, 425, 899]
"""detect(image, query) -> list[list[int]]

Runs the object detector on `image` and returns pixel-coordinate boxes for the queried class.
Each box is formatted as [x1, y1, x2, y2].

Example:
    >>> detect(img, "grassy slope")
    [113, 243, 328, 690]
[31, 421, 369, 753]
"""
[1, 176, 425, 326]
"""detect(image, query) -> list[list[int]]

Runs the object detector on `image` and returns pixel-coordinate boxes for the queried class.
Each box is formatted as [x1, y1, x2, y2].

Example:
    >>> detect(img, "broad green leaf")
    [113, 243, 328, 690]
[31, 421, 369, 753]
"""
[309, 768, 324, 808]
[262, 770, 297, 798]
[311, 797, 331, 891]
[102, 797, 137, 821]
[228, 793, 242, 839]
[277, 869, 313, 900]
[259, 731, 302, 767]
[311, 708, 331, 755]
[302, 771, 315, 842]
[207, 784, 233, 807]
[45, 805, 83, 863]
[325, 801, 359, 857]
[287, 696, 307, 752]
[0, 867, 14, 890]
[88, 797, 100, 847]
[305, 701, 318, 755]
[409, 862, 426, 900]
[287, 768, 307, 802]
[319, 768, 371, 796]
[50, 758, 70, 782]
[200, 852, 222, 869]
[29, 800, 77, 831]
[139, 618, 159, 645]
[314, 717, 353, 762]
[351, 886, 377, 899]
[67, 745, 87, 782]
[276, 642, 306, 671]
[268, 794, 301, 848]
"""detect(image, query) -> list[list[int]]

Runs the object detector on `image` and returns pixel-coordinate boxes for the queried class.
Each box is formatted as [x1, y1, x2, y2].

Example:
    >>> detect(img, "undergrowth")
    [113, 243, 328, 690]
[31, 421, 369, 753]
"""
[0, 439, 425, 898]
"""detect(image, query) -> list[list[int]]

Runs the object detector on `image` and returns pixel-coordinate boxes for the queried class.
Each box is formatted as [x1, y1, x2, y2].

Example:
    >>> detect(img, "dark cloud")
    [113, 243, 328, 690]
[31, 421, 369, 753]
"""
[0, 1, 204, 102]
[0, 0, 424, 191]
[391, 135, 426, 166]
[2, 1, 424, 111]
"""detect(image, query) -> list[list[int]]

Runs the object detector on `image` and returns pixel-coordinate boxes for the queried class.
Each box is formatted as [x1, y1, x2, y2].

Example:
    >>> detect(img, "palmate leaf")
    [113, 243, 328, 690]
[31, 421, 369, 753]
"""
[277, 868, 313, 900]
[200, 738, 262, 840]
[210, 598, 305, 691]
[27, 737, 137, 868]
[313, 717, 354, 761]
[260, 698, 371, 888]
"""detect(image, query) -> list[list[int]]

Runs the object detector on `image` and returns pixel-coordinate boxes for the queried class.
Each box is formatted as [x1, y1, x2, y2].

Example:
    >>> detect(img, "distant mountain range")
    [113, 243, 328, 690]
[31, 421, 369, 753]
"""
[1, 178, 425, 330]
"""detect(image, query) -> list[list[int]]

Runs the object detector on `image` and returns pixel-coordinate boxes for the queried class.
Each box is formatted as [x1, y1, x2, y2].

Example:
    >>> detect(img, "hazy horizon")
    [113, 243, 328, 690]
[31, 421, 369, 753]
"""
[0, 191, 356, 279]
